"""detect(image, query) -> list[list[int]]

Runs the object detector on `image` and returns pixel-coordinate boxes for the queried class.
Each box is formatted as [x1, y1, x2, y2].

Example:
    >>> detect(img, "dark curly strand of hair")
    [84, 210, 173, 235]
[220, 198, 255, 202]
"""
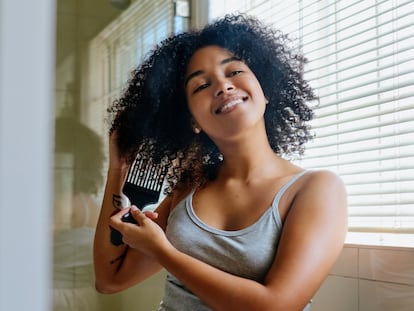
[108, 14, 316, 194]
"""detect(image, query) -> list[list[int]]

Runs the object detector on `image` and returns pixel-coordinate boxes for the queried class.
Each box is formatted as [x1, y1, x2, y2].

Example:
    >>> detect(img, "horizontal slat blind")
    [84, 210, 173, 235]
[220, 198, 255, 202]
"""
[87, 0, 175, 137]
[209, 0, 414, 245]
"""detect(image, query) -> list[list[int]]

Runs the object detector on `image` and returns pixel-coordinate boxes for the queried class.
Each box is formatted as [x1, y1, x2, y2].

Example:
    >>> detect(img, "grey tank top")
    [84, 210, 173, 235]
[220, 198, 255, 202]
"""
[158, 171, 311, 311]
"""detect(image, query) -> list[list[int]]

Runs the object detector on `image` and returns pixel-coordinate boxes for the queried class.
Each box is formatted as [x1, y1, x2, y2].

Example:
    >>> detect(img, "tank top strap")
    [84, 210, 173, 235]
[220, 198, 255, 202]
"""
[272, 170, 308, 207]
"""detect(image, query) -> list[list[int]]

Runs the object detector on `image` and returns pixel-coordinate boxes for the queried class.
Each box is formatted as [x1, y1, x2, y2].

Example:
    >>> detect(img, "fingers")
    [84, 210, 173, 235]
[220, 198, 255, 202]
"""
[111, 206, 131, 220]
[143, 210, 159, 220]
[129, 206, 150, 224]
[109, 207, 131, 230]
[109, 205, 158, 232]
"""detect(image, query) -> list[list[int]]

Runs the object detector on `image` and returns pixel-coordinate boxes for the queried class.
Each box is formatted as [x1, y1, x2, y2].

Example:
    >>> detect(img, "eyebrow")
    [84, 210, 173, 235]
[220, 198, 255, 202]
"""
[184, 56, 240, 88]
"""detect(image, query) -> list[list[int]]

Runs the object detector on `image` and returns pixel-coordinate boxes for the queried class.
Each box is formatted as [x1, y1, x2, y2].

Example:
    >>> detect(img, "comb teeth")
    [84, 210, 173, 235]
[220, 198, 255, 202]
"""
[126, 158, 165, 192]
[123, 157, 167, 209]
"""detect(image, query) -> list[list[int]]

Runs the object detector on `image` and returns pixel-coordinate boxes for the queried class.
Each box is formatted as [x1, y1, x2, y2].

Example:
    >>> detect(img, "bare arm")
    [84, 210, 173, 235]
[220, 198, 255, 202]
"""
[93, 132, 170, 293]
[112, 170, 347, 310]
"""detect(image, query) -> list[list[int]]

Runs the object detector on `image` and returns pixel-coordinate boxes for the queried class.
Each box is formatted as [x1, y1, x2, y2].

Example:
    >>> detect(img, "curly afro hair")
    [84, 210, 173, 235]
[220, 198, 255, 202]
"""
[109, 14, 316, 193]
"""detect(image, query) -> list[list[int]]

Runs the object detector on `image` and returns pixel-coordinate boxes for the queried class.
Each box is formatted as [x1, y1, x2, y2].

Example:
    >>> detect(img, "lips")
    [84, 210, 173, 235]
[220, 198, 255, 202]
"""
[215, 96, 247, 114]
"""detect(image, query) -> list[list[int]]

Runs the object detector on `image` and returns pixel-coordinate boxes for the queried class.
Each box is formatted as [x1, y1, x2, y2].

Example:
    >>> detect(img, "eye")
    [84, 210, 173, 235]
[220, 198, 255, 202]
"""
[228, 70, 243, 77]
[193, 83, 210, 93]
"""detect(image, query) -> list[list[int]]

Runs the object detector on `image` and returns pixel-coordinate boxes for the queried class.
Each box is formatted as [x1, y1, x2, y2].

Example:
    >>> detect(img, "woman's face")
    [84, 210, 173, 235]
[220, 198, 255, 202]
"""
[184, 45, 267, 142]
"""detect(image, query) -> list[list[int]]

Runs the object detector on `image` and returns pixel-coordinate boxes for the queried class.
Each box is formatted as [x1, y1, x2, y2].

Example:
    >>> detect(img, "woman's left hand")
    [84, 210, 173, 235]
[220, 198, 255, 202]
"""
[109, 206, 172, 259]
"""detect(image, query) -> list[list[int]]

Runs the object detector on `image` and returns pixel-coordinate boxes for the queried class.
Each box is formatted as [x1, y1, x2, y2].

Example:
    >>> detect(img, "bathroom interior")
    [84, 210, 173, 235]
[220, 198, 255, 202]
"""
[1, 0, 413, 310]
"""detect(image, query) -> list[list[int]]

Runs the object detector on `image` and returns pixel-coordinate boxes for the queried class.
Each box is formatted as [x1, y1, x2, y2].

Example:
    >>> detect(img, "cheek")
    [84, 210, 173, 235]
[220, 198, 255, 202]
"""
[187, 91, 212, 111]
[248, 80, 266, 102]
[186, 98, 210, 124]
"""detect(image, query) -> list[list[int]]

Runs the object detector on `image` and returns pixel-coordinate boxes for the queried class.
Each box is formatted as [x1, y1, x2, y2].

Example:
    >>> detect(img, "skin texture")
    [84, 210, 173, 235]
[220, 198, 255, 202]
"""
[94, 44, 348, 311]
[186, 47, 267, 144]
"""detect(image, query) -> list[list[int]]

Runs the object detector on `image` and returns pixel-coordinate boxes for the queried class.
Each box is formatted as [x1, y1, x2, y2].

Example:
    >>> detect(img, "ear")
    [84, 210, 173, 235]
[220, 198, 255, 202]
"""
[191, 119, 202, 134]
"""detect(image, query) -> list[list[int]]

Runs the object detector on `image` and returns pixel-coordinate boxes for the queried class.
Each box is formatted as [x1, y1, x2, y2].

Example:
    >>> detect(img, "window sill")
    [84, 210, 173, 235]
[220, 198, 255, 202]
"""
[345, 232, 414, 250]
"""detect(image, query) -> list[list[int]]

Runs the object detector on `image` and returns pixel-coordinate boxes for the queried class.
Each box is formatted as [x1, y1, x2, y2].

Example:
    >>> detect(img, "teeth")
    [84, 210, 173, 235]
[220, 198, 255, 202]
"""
[218, 99, 243, 113]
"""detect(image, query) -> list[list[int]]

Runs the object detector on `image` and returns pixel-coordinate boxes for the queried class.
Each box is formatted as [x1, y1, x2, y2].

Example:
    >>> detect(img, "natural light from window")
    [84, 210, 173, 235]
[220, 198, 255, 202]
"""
[209, 0, 414, 248]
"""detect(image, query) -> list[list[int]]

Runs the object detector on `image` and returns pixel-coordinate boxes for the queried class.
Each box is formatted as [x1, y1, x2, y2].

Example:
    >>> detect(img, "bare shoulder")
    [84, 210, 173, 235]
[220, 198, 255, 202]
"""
[276, 169, 348, 270]
[299, 170, 347, 204]
[303, 169, 345, 187]
[153, 194, 174, 230]
[281, 169, 348, 237]
[153, 186, 192, 229]
[287, 169, 348, 230]
[170, 186, 193, 208]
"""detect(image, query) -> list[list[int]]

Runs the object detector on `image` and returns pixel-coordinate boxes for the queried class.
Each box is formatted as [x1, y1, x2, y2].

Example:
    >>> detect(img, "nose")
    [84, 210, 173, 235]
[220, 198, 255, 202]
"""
[215, 79, 235, 97]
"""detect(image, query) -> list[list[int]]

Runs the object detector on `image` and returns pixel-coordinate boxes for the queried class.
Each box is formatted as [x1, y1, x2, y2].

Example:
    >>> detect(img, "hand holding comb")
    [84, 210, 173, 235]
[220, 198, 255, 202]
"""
[110, 157, 166, 245]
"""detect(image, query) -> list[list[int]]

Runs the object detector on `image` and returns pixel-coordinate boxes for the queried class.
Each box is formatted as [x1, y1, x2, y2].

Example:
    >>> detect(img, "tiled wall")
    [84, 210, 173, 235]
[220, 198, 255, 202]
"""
[312, 245, 414, 311]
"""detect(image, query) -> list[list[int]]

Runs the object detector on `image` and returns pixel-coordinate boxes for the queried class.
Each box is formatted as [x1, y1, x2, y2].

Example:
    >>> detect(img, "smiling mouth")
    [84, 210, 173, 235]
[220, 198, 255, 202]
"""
[215, 97, 247, 114]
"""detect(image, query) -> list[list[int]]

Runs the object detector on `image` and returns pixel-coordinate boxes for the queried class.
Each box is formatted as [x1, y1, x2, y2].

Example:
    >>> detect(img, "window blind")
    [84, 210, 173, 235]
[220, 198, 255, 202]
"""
[86, 0, 176, 137]
[209, 0, 414, 246]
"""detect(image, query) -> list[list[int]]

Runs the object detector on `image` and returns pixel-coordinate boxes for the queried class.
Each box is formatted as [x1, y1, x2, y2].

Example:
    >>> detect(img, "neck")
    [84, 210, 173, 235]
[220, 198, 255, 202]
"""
[214, 132, 286, 182]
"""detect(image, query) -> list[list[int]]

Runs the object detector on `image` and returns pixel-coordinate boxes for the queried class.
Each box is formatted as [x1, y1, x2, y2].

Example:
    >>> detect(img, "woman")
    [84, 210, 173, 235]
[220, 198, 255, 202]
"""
[94, 14, 347, 311]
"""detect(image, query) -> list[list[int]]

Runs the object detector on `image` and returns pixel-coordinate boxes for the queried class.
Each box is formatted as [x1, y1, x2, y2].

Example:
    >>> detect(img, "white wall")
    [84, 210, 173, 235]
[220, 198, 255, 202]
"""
[0, 0, 55, 310]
